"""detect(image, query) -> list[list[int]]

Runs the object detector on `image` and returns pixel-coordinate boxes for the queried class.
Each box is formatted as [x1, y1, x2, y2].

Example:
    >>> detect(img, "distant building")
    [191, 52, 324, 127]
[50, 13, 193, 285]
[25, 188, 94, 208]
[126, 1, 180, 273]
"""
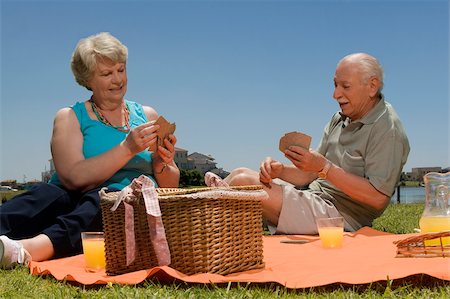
[186, 152, 217, 174]
[407, 167, 443, 181]
[173, 147, 193, 170]
[185, 152, 229, 178]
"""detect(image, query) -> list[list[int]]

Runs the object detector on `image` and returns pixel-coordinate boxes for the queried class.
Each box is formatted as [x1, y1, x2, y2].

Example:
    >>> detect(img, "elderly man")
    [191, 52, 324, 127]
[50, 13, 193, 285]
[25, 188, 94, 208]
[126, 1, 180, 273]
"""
[207, 53, 410, 234]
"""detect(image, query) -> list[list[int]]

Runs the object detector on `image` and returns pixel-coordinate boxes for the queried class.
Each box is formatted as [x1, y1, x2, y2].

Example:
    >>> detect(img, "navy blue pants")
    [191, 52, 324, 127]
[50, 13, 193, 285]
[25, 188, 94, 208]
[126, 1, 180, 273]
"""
[0, 183, 110, 258]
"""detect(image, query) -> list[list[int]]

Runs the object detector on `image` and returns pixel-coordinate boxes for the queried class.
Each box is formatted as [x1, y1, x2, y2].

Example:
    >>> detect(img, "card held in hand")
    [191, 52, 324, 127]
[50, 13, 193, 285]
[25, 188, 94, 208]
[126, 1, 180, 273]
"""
[279, 131, 312, 153]
[148, 116, 176, 153]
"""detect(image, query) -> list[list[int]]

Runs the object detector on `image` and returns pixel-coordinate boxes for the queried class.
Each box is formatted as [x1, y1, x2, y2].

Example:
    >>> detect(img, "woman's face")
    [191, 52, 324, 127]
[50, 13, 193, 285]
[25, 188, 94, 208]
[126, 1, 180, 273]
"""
[87, 57, 127, 102]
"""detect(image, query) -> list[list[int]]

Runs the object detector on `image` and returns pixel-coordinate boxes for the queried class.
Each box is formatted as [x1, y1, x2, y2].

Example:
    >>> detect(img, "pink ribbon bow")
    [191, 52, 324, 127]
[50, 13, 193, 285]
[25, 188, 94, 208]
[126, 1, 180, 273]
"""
[111, 175, 171, 266]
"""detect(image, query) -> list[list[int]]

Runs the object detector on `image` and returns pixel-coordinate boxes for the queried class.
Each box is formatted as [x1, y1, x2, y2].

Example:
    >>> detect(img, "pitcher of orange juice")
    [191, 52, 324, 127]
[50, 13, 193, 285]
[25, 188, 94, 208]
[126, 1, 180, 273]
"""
[419, 172, 450, 246]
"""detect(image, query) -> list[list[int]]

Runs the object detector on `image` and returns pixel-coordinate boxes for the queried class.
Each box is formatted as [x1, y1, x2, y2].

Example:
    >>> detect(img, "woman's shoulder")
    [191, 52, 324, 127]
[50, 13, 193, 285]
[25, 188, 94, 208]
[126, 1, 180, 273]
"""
[53, 101, 89, 127]
[126, 100, 158, 122]
[54, 106, 76, 120]
[142, 105, 158, 121]
[52, 106, 80, 132]
[54, 101, 85, 114]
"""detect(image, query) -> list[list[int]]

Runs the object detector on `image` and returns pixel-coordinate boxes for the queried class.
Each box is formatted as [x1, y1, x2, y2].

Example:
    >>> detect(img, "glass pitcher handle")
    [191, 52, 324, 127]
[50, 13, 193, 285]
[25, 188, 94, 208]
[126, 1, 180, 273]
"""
[436, 185, 449, 209]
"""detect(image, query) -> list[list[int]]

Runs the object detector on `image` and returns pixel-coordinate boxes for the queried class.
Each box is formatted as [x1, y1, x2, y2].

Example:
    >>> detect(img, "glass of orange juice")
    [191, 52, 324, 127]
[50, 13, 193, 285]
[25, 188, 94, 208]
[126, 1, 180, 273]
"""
[316, 217, 344, 248]
[81, 232, 106, 272]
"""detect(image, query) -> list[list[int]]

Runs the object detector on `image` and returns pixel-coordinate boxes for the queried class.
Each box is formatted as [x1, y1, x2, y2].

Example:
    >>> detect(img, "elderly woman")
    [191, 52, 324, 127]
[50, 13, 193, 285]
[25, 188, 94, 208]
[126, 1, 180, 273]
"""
[207, 53, 410, 235]
[0, 32, 179, 268]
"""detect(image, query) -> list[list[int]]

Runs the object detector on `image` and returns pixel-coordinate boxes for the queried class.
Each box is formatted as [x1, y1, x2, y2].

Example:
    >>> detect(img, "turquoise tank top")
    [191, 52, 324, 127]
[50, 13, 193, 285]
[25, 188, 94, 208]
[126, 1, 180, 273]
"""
[49, 100, 155, 189]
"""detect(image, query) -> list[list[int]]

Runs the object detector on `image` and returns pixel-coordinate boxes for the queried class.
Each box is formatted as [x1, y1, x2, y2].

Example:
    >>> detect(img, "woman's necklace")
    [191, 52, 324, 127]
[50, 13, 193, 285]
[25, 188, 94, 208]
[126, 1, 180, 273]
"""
[89, 98, 130, 132]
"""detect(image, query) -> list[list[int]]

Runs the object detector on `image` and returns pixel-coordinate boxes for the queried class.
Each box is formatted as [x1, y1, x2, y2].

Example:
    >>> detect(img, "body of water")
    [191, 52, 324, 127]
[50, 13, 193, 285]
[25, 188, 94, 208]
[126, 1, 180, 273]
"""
[391, 186, 425, 204]
[0, 186, 428, 206]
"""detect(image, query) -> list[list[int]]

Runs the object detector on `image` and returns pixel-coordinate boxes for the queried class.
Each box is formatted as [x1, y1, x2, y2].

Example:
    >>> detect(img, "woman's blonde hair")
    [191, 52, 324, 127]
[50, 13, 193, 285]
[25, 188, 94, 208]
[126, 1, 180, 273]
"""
[71, 32, 128, 90]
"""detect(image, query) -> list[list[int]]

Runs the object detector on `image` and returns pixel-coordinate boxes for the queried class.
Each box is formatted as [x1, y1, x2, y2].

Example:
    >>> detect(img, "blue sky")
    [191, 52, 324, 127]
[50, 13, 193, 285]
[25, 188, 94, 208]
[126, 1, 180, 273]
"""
[1, 0, 449, 182]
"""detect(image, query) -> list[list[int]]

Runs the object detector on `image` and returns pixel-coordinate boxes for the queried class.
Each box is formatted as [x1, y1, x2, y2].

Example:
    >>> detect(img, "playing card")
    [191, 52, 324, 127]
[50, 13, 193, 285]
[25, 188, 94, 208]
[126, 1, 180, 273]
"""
[148, 116, 176, 153]
[279, 131, 312, 153]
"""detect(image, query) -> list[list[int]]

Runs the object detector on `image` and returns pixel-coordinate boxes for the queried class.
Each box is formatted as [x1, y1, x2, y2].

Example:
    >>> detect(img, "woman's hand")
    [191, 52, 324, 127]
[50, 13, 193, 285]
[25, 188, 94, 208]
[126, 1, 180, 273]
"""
[123, 121, 159, 155]
[152, 134, 180, 187]
[153, 134, 177, 175]
[156, 134, 177, 165]
[259, 157, 284, 184]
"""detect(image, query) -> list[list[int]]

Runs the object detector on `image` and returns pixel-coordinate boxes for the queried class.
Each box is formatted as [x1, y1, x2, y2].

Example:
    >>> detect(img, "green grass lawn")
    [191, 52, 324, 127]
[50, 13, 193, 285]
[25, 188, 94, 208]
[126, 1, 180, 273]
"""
[1, 201, 449, 298]
[1, 190, 23, 204]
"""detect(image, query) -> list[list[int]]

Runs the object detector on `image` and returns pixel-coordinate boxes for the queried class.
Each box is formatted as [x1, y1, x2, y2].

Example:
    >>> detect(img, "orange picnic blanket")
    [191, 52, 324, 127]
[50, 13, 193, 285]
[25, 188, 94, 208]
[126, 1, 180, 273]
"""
[29, 227, 450, 288]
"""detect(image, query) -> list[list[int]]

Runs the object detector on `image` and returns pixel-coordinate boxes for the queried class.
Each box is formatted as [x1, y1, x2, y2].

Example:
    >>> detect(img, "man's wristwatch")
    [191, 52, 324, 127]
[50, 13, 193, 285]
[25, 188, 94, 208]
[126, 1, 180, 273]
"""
[318, 160, 332, 179]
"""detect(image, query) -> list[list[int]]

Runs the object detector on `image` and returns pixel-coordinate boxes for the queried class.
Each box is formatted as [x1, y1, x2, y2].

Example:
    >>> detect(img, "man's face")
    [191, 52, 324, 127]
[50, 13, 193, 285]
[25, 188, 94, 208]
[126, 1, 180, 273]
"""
[333, 61, 376, 121]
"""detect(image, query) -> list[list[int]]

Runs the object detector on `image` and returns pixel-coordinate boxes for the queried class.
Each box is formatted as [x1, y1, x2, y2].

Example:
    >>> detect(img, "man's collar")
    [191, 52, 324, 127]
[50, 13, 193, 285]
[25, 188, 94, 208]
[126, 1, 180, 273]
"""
[340, 94, 387, 126]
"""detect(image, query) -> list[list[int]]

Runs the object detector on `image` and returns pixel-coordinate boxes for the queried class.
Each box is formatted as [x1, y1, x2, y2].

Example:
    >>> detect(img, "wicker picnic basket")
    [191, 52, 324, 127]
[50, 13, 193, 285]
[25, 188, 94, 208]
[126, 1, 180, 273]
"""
[100, 186, 266, 275]
[394, 231, 450, 258]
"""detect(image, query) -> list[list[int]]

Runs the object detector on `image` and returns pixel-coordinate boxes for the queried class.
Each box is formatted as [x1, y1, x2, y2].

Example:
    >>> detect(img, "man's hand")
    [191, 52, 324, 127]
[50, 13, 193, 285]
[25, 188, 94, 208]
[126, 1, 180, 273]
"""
[259, 157, 284, 184]
[285, 146, 326, 173]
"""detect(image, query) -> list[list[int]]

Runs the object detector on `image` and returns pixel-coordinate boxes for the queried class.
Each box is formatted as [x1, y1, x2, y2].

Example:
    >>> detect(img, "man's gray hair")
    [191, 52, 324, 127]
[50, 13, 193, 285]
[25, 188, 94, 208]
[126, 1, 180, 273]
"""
[71, 32, 128, 90]
[339, 53, 384, 92]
